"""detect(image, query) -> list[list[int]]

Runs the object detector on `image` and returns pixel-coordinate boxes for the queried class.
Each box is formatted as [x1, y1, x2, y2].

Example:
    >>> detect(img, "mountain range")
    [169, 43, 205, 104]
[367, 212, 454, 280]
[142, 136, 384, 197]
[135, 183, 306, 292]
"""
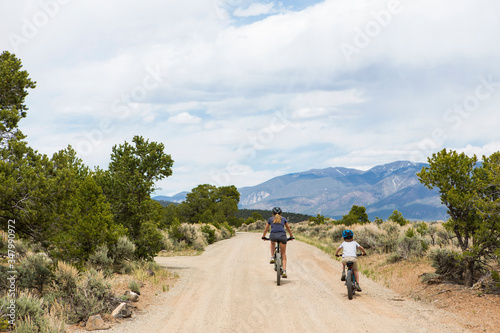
[153, 161, 449, 221]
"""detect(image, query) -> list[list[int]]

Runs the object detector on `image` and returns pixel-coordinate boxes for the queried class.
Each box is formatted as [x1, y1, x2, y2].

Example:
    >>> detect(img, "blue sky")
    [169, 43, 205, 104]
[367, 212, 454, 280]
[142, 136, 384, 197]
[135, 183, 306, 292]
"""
[1, 0, 500, 196]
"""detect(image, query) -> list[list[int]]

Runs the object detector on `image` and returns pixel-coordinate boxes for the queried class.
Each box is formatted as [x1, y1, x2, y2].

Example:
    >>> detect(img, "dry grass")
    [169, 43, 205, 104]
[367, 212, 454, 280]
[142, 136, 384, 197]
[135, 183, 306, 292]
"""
[100, 262, 176, 298]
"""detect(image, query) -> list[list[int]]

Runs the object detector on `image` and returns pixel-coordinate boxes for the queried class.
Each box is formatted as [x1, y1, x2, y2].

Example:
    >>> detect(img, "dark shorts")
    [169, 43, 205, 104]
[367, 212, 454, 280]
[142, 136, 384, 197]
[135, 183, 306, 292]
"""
[270, 232, 287, 244]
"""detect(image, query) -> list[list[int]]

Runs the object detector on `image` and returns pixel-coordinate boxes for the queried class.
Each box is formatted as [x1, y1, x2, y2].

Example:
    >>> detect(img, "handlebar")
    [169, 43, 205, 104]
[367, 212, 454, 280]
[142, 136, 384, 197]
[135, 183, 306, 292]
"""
[262, 236, 295, 241]
[335, 253, 366, 257]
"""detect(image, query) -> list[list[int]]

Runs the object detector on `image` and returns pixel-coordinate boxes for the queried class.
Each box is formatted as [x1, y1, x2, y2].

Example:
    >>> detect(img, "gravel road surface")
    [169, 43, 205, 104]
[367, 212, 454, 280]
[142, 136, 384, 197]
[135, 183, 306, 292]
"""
[105, 232, 469, 333]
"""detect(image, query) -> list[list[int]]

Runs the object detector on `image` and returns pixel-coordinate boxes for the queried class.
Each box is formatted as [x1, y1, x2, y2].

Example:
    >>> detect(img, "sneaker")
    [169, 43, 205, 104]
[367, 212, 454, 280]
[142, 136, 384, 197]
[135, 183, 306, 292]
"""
[282, 270, 287, 278]
[270, 257, 275, 264]
[355, 282, 362, 292]
[341, 271, 346, 281]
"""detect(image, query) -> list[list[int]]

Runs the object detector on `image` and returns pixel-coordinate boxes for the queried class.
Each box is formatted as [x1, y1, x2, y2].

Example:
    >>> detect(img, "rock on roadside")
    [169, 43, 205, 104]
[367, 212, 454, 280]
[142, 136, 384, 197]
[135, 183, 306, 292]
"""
[111, 303, 133, 318]
[85, 315, 110, 331]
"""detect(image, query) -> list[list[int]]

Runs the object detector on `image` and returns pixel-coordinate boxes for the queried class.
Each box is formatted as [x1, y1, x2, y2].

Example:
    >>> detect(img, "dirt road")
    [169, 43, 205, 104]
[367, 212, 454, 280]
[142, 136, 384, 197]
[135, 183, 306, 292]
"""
[108, 232, 469, 333]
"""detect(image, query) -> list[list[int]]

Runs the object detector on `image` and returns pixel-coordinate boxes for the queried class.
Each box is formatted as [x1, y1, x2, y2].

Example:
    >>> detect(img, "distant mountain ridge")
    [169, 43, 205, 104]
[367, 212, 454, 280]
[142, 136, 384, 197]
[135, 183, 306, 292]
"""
[153, 191, 189, 203]
[237, 161, 448, 221]
[153, 161, 449, 221]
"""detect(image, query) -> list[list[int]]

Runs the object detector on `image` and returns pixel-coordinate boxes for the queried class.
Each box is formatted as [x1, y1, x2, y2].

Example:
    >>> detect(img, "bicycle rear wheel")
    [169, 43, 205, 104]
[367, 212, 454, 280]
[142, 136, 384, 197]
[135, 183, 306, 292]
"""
[346, 270, 353, 299]
[276, 252, 281, 286]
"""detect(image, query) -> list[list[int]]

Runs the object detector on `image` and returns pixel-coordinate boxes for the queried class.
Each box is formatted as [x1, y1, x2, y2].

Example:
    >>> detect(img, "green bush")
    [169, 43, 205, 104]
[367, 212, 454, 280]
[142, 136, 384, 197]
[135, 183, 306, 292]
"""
[0, 293, 64, 332]
[201, 225, 216, 244]
[405, 227, 416, 238]
[388, 210, 409, 226]
[330, 225, 347, 241]
[110, 236, 136, 273]
[429, 248, 463, 283]
[354, 227, 380, 250]
[379, 222, 401, 253]
[415, 222, 429, 236]
[53, 262, 79, 297]
[59, 269, 116, 323]
[221, 222, 235, 237]
[17, 253, 54, 295]
[429, 248, 483, 284]
[492, 269, 500, 282]
[88, 245, 114, 274]
[227, 216, 243, 228]
[135, 221, 164, 261]
[338, 205, 370, 226]
[397, 236, 429, 259]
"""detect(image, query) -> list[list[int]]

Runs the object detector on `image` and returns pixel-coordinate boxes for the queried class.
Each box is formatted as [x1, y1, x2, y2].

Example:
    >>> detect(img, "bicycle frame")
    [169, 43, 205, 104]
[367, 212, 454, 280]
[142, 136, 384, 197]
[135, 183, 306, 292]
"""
[263, 236, 293, 286]
[274, 241, 283, 285]
[337, 252, 364, 300]
[345, 260, 357, 300]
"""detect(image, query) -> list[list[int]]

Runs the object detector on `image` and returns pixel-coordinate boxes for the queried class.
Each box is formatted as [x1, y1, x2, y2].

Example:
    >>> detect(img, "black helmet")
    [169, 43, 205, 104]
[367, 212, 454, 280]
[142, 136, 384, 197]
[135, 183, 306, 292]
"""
[272, 207, 282, 215]
[342, 229, 353, 239]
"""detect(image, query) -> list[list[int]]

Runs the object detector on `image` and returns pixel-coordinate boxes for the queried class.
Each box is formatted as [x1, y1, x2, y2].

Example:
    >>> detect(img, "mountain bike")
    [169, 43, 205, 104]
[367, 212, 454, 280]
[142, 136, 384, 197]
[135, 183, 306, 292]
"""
[262, 236, 294, 285]
[336, 253, 365, 299]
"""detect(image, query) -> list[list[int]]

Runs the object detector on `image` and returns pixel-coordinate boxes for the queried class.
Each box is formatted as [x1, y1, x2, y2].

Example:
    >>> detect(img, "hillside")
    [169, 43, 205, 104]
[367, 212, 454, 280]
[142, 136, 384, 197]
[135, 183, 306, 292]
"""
[153, 161, 449, 221]
[236, 208, 311, 223]
[237, 161, 448, 221]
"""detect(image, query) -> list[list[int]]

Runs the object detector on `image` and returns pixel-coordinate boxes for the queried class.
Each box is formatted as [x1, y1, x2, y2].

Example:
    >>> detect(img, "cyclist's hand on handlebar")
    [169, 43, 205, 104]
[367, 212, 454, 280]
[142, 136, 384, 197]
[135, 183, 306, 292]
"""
[262, 236, 268, 240]
[288, 236, 295, 241]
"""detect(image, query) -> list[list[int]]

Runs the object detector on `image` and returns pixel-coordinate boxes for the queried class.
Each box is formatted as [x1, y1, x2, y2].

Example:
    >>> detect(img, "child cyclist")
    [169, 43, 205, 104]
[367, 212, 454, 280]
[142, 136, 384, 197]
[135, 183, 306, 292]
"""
[334, 229, 366, 291]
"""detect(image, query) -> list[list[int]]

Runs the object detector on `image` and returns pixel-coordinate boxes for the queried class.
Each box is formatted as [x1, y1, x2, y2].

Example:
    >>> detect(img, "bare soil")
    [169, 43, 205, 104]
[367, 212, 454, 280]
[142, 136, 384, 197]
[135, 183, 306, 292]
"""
[361, 255, 500, 333]
[69, 232, 499, 332]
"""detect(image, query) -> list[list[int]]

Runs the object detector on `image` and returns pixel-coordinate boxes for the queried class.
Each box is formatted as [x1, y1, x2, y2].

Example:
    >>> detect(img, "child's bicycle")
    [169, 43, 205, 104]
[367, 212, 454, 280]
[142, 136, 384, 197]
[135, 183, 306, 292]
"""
[262, 236, 294, 285]
[336, 252, 366, 300]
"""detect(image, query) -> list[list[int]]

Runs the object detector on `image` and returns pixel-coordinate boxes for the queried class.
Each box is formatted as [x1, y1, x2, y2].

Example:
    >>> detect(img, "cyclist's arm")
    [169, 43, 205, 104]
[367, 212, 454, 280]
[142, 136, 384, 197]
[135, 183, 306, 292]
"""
[358, 244, 367, 255]
[262, 223, 270, 238]
[285, 222, 294, 238]
[334, 245, 342, 257]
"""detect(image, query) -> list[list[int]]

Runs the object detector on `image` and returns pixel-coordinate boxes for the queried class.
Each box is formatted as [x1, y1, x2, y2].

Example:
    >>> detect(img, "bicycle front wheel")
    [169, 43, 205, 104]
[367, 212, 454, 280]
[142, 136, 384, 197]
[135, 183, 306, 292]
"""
[276, 252, 281, 286]
[346, 270, 353, 299]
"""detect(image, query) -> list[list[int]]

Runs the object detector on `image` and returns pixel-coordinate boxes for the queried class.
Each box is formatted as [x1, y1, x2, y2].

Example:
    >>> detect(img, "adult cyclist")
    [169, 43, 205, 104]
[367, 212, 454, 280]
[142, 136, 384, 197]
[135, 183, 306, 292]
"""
[262, 207, 294, 278]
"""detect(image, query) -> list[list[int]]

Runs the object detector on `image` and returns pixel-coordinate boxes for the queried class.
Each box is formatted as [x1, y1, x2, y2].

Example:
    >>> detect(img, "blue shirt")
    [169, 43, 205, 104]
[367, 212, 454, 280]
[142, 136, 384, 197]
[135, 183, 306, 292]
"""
[267, 216, 288, 234]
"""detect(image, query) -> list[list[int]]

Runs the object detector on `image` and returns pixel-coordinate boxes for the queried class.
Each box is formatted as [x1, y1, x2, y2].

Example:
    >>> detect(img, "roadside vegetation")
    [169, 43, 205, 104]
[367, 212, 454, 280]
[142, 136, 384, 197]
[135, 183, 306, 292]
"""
[0, 51, 238, 331]
[242, 214, 499, 297]
[240, 149, 500, 295]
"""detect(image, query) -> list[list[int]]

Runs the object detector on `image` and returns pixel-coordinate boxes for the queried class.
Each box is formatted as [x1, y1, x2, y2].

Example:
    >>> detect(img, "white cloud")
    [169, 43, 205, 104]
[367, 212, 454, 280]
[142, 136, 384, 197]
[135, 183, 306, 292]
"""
[290, 90, 365, 119]
[456, 143, 500, 160]
[233, 2, 276, 17]
[168, 112, 201, 125]
[2, 0, 500, 196]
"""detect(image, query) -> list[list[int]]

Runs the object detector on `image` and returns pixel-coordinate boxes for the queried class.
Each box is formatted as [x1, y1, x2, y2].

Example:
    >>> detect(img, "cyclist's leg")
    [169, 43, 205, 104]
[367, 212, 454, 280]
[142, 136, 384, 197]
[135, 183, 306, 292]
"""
[353, 261, 362, 290]
[353, 268, 360, 283]
[281, 242, 287, 270]
[270, 241, 276, 257]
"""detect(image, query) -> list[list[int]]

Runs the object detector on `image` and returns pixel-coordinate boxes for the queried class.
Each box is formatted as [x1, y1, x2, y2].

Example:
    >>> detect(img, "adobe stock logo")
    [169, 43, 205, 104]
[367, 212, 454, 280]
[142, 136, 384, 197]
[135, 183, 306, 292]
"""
[210, 110, 290, 186]
[409, 75, 499, 162]
[8, 0, 73, 52]
[76, 65, 163, 157]
[340, 0, 403, 63]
